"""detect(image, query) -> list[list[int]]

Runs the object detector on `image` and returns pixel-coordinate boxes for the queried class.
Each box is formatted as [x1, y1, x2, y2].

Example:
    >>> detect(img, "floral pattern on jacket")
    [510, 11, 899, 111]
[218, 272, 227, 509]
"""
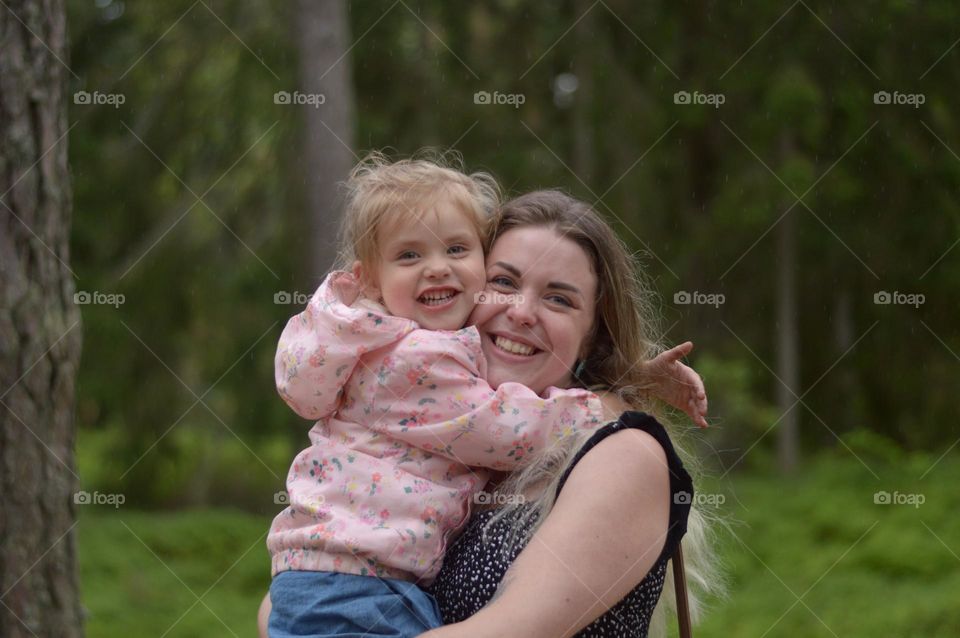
[267, 271, 603, 583]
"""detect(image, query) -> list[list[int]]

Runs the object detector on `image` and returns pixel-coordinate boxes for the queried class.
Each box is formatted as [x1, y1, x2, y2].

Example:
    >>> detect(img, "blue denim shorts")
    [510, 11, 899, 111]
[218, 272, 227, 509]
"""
[268, 570, 442, 637]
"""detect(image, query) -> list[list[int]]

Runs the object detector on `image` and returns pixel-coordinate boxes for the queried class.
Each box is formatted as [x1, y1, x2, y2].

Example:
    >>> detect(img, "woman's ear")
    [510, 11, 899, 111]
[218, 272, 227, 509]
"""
[352, 260, 381, 301]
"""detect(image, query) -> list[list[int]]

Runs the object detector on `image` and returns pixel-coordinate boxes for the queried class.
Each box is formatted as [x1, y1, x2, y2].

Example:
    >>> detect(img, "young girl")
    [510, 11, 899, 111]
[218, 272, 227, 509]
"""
[266, 153, 706, 637]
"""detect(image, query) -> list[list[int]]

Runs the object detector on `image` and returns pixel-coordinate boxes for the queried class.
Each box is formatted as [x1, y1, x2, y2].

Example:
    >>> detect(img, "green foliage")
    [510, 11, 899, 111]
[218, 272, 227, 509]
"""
[697, 452, 960, 637]
[77, 452, 960, 636]
[66, 1, 959, 505]
[79, 509, 271, 637]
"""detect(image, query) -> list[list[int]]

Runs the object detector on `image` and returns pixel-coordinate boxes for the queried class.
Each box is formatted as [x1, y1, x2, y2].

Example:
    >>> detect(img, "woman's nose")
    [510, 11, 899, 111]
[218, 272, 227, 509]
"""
[505, 295, 537, 326]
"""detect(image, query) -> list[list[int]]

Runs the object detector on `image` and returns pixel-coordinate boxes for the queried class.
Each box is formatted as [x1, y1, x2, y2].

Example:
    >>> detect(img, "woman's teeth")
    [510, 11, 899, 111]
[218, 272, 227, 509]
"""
[419, 291, 457, 306]
[493, 335, 536, 356]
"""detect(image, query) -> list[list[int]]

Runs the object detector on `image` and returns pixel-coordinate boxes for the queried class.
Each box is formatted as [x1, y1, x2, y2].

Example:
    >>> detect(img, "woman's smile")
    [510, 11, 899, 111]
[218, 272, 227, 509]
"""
[470, 226, 597, 395]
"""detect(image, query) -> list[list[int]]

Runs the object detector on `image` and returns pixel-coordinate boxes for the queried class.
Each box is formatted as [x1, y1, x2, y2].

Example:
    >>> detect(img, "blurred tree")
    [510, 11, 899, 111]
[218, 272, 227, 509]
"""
[57, 1, 960, 507]
[0, 0, 84, 635]
[296, 0, 355, 276]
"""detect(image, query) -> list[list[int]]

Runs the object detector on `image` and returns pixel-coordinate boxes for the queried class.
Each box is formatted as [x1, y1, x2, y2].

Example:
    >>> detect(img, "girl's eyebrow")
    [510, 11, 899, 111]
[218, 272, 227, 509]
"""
[445, 232, 479, 245]
[491, 261, 582, 297]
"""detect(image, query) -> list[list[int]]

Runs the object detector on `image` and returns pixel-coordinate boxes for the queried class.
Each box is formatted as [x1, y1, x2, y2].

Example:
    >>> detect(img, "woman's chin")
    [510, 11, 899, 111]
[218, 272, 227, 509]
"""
[484, 360, 543, 395]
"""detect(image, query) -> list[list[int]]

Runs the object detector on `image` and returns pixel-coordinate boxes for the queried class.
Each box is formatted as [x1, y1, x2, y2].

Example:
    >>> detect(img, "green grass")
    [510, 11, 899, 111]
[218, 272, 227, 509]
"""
[79, 446, 960, 637]
[695, 445, 960, 637]
[79, 508, 272, 637]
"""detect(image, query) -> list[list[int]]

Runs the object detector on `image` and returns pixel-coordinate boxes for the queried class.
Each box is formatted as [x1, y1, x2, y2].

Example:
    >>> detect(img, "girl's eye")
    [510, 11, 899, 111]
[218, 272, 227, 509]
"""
[447, 245, 467, 255]
[398, 251, 418, 260]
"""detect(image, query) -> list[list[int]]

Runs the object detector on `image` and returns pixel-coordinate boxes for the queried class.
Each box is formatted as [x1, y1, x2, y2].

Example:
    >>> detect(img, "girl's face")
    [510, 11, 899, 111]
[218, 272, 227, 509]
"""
[362, 201, 486, 331]
[470, 227, 598, 395]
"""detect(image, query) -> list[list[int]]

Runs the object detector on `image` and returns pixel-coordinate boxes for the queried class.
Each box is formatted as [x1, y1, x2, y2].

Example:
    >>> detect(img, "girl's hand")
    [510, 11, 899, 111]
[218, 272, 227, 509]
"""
[643, 341, 709, 428]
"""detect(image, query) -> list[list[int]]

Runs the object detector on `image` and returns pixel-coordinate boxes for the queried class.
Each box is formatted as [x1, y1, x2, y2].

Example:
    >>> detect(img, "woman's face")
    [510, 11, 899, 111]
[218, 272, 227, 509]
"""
[470, 226, 598, 395]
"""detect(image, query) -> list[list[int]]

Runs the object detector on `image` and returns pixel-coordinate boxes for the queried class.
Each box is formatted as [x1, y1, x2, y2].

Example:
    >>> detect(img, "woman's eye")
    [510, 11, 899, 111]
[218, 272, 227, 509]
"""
[490, 275, 514, 288]
[547, 294, 572, 307]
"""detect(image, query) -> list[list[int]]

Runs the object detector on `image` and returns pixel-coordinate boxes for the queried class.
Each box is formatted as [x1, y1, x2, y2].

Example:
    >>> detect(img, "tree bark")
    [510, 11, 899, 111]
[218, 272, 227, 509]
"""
[0, 0, 84, 636]
[775, 133, 800, 474]
[296, 0, 356, 277]
[571, 0, 595, 186]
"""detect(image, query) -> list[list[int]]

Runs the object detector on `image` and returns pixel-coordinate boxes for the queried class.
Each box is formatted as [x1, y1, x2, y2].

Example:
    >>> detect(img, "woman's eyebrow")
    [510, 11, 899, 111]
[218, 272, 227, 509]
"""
[491, 261, 522, 277]
[547, 281, 582, 296]
[492, 261, 583, 297]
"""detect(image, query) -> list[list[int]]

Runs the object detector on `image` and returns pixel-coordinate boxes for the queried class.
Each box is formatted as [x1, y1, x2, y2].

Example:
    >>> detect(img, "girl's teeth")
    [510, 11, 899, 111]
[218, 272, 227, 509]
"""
[420, 291, 456, 306]
[494, 336, 535, 356]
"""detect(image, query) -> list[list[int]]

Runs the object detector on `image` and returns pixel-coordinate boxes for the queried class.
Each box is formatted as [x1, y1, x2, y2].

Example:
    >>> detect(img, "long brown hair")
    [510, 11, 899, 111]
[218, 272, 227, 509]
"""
[487, 190, 660, 403]
[484, 190, 724, 635]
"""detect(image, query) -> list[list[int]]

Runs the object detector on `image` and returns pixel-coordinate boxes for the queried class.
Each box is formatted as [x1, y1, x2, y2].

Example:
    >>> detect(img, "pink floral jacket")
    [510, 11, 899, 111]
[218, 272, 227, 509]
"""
[267, 272, 604, 583]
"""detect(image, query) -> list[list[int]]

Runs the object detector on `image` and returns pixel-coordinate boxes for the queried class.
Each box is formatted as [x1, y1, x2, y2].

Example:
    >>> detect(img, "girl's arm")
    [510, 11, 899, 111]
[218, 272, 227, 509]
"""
[366, 330, 606, 470]
[275, 272, 415, 420]
[418, 428, 670, 638]
[642, 341, 709, 428]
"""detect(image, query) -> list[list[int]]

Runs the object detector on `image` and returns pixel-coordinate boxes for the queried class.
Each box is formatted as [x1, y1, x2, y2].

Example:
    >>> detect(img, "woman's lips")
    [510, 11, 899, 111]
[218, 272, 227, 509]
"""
[487, 333, 540, 359]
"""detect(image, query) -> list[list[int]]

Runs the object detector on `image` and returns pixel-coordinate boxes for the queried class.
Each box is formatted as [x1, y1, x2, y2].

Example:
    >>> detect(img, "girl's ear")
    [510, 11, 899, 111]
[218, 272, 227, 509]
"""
[352, 260, 381, 301]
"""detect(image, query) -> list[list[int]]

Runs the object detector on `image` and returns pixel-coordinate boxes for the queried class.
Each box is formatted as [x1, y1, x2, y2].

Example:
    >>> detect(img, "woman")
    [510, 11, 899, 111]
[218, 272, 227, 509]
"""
[259, 190, 719, 637]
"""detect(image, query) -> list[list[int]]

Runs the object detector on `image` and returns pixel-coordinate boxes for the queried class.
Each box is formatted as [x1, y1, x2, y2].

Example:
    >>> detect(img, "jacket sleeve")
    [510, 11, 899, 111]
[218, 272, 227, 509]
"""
[275, 272, 416, 421]
[368, 329, 604, 469]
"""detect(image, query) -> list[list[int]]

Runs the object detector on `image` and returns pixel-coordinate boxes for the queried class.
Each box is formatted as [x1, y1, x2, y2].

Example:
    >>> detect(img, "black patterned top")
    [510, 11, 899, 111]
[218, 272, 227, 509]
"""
[427, 411, 693, 637]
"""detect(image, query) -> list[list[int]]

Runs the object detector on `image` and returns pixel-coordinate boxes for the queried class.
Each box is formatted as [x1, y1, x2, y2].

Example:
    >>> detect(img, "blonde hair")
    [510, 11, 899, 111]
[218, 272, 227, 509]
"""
[483, 190, 726, 634]
[336, 150, 501, 271]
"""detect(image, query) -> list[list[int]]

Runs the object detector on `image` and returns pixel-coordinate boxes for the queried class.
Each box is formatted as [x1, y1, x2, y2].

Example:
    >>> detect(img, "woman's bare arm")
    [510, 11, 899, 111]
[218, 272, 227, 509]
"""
[257, 592, 270, 637]
[419, 428, 671, 638]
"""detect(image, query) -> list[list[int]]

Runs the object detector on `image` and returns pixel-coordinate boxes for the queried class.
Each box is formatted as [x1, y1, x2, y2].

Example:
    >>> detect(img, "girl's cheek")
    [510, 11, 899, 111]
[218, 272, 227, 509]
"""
[467, 298, 498, 326]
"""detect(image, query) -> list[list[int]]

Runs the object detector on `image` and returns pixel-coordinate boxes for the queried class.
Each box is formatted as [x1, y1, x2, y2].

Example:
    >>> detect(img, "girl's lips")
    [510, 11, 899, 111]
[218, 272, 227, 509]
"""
[417, 290, 460, 312]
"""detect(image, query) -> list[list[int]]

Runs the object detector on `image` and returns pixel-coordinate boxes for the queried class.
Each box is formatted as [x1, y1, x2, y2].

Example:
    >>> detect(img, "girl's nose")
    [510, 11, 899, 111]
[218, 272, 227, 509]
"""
[423, 257, 452, 279]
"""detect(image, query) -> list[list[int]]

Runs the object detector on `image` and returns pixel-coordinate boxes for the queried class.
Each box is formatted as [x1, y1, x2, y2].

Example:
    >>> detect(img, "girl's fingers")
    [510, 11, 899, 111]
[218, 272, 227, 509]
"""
[669, 341, 694, 361]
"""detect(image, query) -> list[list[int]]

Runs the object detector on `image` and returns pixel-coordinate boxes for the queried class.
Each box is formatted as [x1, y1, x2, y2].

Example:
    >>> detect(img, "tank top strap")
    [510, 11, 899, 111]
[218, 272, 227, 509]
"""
[555, 411, 694, 565]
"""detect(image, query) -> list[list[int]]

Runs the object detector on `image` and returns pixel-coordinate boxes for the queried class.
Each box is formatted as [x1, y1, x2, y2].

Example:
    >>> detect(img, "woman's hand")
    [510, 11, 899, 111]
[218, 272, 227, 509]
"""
[642, 341, 709, 428]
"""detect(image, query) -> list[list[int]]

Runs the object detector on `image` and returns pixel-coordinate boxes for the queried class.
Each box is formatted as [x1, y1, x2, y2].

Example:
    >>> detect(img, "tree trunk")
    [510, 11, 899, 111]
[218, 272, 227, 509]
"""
[571, 0, 595, 186]
[0, 1, 84, 636]
[296, 0, 356, 278]
[775, 133, 800, 474]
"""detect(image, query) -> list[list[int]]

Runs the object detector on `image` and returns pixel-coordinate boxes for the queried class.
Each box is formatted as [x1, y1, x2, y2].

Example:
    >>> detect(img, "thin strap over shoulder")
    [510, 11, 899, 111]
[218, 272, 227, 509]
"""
[555, 410, 694, 565]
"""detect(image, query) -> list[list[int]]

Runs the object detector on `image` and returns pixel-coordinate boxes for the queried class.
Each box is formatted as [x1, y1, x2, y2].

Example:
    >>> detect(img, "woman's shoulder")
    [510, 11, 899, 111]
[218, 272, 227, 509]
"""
[556, 422, 670, 514]
[556, 411, 694, 562]
[558, 412, 682, 488]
